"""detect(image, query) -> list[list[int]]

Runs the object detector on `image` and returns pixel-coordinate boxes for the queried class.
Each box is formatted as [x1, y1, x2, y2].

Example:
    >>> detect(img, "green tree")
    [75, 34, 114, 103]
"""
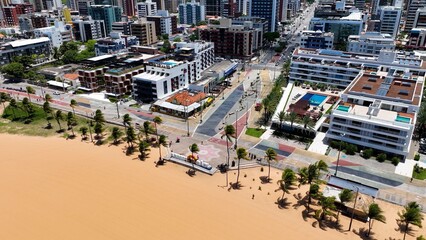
[174, 37, 181, 42]
[0, 92, 9, 108]
[62, 50, 78, 63]
[80, 126, 88, 140]
[66, 112, 77, 136]
[277, 110, 286, 129]
[94, 122, 103, 138]
[70, 99, 77, 116]
[287, 112, 298, 130]
[45, 93, 52, 102]
[221, 124, 235, 186]
[143, 121, 153, 141]
[302, 115, 313, 133]
[188, 143, 200, 173]
[189, 33, 198, 42]
[13, 55, 34, 68]
[126, 126, 137, 148]
[43, 101, 52, 127]
[26, 86, 35, 102]
[158, 134, 167, 162]
[276, 168, 296, 201]
[123, 113, 132, 130]
[93, 109, 105, 124]
[53, 46, 61, 61]
[265, 148, 277, 182]
[235, 147, 249, 187]
[161, 40, 172, 53]
[298, 160, 328, 211]
[55, 110, 64, 131]
[337, 189, 353, 222]
[153, 116, 162, 141]
[366, 203, 386, 236]
[1, 62, 25, 78]
[8, 98, 17, 119]
[111, 127, 123, 144]
[316, 195, 336, 221]
[85, 39, 96, 52]
[398, 202, 424, 240]
[138, 140, 150, 160]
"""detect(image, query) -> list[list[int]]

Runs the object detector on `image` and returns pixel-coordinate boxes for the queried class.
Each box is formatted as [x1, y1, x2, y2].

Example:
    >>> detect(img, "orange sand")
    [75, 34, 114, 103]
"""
[0, 134, 419, 240]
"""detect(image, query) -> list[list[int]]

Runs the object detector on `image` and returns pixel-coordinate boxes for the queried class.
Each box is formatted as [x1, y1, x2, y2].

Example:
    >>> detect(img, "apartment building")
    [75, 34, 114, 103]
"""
[136, 0, 155, 18]
[94, 32, 139, 56]
[289, 48, 426, 89]
[33, 21, 72, 48]
[72, 18, 106, 42]
[178, 0, 205, 25]
[250, 0, 278, 32]
[78, 54, 116, 92]
[199, 18, 262, 59]
[326, 68, 425, 158]
[146, 10, 177, 36]
[299, 31, 334, 49]
[130, 19, 157, 46]
[88, 5, 121, 34]
[407, 28, 426, 49]
[347, 32, 395, 55]
[405, 0, 426, 31]
[0, 37, 51, 65]
[174, 41, 215, 80]
[413, 7, 426, 29]
[378, 6, 401, 38]
[3, 6, 18, 26]
[111, 21, 132, 35]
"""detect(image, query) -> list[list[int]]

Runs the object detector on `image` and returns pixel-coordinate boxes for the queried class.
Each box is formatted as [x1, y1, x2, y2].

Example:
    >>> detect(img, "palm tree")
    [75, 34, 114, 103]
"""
[277, 110, 286, 129]
[0, 92, 9, 109]
[80, 126, 88, 140]
[287, 112, 298, 130]
[70, 99, 77, 116]
[153, 116, 162, 140]
[123, 113, 132, 130]
[276, 168, 296, 201]
[143, 121, 153, 141]
[55, 110, 64, 131]
[188, 143, 200, 172]
[66, 112, 76, 136]
[126, 126, 137, 148]
[265, 148, 277, 182]
[222, 124, 235, 186]
[43, 101, 52, 127]
[302, 115, 313, 133]
[158, 134, 167, 162]
[138, 140, 150, 160]
[53, 46, 60, 61]
[26, 86, 35, 102]
[316, 195, 336, 221]
[111, 127, 123, 144]
[94, 109, 105, 124]
[94, 122, 103, 138]
[9, 98, 17, 119]
[45, 93, 52, 102]
[366, 203, 386, 237]
[21, 97, 31, 118]
[398, 201, 424, 240]
[337, 189, 353, 222]
[235, 147, 249, 187]
[298, 160, 328, 211]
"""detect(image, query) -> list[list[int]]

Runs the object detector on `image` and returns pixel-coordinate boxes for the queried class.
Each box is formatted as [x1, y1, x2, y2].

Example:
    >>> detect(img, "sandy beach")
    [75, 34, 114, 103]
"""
[0, 134, 418, 240]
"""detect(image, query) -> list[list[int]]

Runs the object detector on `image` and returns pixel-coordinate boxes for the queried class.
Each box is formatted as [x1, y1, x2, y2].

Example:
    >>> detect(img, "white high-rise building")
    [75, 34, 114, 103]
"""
[33, 20, 72, 48]
[378, 6, 401, 38]
[347, 32, 395, 55]
[136, 0, 157, 18]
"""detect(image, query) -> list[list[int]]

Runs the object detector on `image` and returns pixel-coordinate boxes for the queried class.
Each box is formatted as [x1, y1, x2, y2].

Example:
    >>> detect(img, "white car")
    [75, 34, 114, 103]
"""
[53, 91, 60, 95]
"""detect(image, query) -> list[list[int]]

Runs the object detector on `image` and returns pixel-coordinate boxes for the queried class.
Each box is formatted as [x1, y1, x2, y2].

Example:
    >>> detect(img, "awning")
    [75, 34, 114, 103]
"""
[327, 175, 379, 198]
[47, 80, 70, 88]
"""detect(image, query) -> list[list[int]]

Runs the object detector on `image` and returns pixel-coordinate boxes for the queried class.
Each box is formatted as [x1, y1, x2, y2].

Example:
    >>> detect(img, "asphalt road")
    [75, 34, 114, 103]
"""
[196, 85, 244, 137]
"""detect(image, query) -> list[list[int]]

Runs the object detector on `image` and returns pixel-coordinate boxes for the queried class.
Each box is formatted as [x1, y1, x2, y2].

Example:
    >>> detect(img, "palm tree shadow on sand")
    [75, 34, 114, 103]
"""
[352, 227, 376, 240]
[259, 176, 271, 184]
[275, 197, 291, 209]
[186, 169, 196, 177]
[228, 182, 243, 191]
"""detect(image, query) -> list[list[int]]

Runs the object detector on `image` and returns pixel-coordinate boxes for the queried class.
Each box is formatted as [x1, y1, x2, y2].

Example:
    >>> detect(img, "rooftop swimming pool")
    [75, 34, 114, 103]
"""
[336, 105, 350, 112]
[301, 93, 327, 106]
[162, 61, 178, 66]
[396, 115, 411, 124]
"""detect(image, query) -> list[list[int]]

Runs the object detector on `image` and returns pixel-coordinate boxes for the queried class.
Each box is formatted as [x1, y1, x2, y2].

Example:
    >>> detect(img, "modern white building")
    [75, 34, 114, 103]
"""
[378, 6, 401, 38]
[299, 31, 334, 49]
[326, 68, 425, 158]
[289, 48, 426, 89]
[132, 41, 214, 102]
[72, 18, 106, 42]
[0, 37, 52, 65]
[178, 0, 205, 25]
[309, 11, 364, 42]
[33, 21, 72, 48]
[347, 32, 395, 55]
[94, 32, 139, 56]
[136, 0, 157, 18]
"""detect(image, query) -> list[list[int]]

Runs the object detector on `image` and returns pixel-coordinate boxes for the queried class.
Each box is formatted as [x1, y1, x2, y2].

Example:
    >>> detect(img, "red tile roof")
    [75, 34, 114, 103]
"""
[166, 91, 207, 106]
[63, 73, 79, 81]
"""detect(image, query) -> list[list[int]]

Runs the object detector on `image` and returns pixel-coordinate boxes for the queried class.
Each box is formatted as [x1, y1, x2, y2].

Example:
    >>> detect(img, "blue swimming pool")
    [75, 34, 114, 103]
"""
[301, 93, 327, 106]
[396, 115, 411, 123]
[162, 61, 177, 66]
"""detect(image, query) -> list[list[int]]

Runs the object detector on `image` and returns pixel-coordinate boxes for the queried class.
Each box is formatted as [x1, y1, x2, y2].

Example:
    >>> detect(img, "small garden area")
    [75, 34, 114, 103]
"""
[413, 164, 426, 180]
[245, 128, 266, 138]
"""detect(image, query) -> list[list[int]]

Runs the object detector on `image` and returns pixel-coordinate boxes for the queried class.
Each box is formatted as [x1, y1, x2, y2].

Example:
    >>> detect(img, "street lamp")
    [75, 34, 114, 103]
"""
[87, 120, 93, 142]
[185, 99, 190, 137]
[334, 133, 346, 176]
[115, 85, 120, 119]
[348, 186, 360, 231]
